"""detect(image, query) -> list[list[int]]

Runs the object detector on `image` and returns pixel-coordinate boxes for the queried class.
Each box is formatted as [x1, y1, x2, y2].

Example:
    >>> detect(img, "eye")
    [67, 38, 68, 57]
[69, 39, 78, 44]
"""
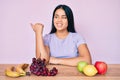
[63, 17, 67, 19]
[62, 16, 67, 19]
[54, 15, 58, 18]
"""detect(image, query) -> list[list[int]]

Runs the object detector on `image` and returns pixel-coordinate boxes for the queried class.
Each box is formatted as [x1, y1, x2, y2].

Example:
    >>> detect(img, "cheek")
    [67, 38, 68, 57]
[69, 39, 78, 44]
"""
[53, 19, 56, 24]
[64, 21, 68, 26]
[54, 19, 57, 24]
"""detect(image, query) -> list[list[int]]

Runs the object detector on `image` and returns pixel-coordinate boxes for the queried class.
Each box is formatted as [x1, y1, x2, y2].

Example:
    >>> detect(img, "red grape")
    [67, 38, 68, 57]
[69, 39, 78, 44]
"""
[30, 57, 58, 76]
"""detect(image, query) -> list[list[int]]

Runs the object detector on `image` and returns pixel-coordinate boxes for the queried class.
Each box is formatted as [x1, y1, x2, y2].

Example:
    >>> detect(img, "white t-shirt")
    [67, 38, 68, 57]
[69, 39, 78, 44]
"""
[43, 32, 86, 58]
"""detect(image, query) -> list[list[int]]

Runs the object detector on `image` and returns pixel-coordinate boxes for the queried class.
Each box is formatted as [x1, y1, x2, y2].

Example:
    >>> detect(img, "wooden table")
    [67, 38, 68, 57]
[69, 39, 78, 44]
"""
[0, 64, 120, 80]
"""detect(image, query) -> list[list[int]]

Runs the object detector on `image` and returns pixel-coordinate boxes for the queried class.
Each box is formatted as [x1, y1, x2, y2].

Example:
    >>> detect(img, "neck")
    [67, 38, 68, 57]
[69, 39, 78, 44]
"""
[55, 30, 69, 39]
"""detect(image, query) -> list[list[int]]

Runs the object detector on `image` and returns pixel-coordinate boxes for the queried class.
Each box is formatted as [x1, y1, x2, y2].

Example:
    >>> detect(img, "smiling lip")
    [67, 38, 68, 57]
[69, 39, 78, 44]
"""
[58, 23, 62, 26]
[57, 23, 63, 27]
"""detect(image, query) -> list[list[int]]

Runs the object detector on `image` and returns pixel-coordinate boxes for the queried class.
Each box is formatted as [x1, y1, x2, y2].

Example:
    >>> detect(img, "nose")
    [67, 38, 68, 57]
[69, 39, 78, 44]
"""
[57, 17, 62, 22]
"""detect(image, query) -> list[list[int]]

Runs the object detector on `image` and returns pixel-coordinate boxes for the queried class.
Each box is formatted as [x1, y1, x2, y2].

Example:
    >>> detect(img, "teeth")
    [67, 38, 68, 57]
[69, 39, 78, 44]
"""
[57, 23, 62, 27]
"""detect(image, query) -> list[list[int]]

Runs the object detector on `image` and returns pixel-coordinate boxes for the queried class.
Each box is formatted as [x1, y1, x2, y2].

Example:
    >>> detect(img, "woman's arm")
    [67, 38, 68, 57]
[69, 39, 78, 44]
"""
[49, 44, 92, 66]
[31, 23, 49, 63]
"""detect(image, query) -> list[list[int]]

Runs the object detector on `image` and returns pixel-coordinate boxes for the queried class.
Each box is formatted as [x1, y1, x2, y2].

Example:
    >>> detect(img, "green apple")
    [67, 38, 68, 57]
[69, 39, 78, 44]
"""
[77, 61, 88, 72]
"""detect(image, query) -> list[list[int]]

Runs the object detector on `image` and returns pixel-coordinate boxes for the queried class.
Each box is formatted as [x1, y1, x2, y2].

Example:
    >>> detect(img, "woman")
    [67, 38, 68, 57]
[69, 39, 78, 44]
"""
[31, 4, 92, 66]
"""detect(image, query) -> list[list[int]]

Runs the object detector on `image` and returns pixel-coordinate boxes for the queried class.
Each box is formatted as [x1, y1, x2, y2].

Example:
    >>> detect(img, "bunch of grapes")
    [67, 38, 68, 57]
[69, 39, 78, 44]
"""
[30, 58, 58, 76]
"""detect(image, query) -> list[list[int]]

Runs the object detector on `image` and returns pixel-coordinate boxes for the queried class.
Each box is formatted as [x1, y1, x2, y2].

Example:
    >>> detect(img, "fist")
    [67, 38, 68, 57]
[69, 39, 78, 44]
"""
[31, 23, 44, 34]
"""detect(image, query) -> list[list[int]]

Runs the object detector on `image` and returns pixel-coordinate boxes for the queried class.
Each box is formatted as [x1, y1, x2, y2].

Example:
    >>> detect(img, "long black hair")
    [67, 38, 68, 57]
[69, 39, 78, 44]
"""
[50, 4, 76, 34]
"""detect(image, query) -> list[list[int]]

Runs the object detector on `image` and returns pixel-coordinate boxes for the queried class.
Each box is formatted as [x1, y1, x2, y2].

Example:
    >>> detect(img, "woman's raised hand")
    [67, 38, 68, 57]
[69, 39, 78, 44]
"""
[31, 23, 44, 34]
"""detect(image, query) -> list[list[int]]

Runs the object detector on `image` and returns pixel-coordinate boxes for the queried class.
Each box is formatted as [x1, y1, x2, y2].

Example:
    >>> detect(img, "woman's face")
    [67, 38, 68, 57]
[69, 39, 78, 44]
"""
[54, 8, 68, 32]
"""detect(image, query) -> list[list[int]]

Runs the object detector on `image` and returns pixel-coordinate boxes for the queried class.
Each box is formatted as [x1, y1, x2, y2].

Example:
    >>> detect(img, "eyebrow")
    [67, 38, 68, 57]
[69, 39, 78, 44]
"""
[54, 14, 66, 16]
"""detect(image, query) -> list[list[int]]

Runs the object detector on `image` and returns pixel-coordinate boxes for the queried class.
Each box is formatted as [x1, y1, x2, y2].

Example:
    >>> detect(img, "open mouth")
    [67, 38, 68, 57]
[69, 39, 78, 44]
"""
[56, 23, 63, 27]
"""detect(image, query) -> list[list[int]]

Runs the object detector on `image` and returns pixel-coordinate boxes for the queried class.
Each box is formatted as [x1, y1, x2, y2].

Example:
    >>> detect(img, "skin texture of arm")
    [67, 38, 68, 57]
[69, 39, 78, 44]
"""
[49, 44, 92, 66]
[31, 23, 49, 63]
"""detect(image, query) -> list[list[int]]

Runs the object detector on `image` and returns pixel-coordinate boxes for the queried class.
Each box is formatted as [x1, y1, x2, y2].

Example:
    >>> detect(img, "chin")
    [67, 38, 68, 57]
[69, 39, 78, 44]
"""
[56, 27, 63, 31]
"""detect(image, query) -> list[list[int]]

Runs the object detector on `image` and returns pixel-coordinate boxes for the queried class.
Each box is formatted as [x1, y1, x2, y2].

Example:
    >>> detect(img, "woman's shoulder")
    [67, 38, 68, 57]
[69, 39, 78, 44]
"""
[44, 33, 55, 39]
[70, 32, 86, 45]
[70, 32, 85, 41]
[70, 32, 83, 38]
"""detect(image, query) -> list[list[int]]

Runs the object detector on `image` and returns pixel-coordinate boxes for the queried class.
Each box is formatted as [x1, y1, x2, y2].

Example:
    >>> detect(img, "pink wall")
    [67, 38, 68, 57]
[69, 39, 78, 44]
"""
[0, 0, 120, 64]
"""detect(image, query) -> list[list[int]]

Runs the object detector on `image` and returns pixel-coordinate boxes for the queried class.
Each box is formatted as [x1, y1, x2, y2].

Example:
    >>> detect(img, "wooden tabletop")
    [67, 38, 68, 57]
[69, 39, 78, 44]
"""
[0, 64, 120, 80]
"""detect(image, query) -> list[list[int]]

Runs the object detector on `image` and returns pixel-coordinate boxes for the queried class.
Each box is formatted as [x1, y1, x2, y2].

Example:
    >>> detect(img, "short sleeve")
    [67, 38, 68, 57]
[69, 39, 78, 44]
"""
[43, 34, 51, 46]
[74, 33, 86, 47]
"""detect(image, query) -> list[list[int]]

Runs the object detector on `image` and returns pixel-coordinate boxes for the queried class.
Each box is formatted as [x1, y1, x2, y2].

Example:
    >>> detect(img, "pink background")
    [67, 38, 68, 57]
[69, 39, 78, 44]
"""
[0, 0, 120, 64]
